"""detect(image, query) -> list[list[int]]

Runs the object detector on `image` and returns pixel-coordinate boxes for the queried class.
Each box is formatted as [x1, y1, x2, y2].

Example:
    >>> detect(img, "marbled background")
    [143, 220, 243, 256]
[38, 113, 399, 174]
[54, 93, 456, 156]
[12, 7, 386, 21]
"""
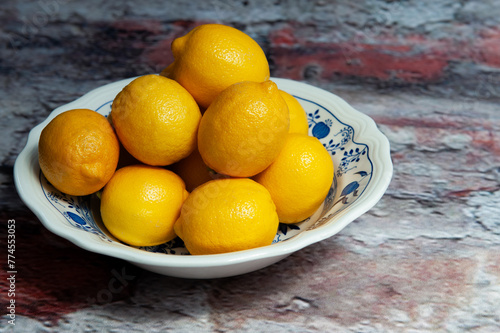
[1, 0, 500, 332]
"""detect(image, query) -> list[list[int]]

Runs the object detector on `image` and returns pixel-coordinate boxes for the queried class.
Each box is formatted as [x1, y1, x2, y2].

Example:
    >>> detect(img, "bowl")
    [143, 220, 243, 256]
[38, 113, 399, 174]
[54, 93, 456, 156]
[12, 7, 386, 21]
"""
[14, 76, 393, 279]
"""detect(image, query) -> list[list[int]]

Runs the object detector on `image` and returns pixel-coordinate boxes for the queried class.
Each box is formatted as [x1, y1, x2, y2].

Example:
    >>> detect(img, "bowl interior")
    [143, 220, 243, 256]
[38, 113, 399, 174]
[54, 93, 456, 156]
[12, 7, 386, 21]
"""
[36, 86, 374, 256]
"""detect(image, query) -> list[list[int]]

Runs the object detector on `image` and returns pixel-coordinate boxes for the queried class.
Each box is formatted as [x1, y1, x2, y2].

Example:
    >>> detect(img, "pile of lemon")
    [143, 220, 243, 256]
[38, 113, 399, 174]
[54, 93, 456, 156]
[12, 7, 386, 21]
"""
[38, 24, 334, 255]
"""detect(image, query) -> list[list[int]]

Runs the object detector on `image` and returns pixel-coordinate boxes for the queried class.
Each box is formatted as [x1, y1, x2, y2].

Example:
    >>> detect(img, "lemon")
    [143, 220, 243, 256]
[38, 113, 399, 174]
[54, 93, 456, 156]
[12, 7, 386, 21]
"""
[111, 74, 201, 166]
[100, 164, 189, 247]
[279, 90, 309, 135]
[174, 178, 279, 255]
[254, 133, 334, 223]
[170, 147, 215, 192]
[38, 109, 120, 196]
[197, 80, 289, 177]
[161, 24, 270, 109]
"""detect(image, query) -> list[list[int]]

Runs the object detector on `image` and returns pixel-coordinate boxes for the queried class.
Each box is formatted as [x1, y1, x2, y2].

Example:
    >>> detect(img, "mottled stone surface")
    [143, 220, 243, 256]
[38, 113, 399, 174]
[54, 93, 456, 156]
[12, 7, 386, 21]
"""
[1, 0, 500, 332]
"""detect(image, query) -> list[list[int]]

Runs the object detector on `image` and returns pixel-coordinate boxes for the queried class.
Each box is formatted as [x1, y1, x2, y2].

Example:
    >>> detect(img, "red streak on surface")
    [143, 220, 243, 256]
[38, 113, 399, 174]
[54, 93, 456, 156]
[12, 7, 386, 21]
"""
[0, 214, 138, 323]
[269, 25, 500, 83]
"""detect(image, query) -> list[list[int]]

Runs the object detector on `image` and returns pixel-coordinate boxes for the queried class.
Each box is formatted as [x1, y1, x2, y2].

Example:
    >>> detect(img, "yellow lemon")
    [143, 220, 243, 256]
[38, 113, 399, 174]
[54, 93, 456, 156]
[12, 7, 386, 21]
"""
[38, 109, 120, 196]
[170, 147, 216, 192]
[197, 80, 289, 177]
[161, 24, 270, 109]
[100, 164, 189, 247]
[254, 133, 334, 223]
[111, 74, 201, 166]
[279, 90, 309, 135]
[174, 178, 279, 255]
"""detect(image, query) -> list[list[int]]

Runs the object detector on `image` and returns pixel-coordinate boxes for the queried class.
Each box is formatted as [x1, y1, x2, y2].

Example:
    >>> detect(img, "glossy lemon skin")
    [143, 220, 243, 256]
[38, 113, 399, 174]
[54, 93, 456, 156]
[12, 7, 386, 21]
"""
[279, 90, 309, 135]
[197, 80, 289, 178]
[254, 133, 334, 223]
[111, 74, 201, 166]
[38, 109, 120, 196]
[161, 24, 270, 109]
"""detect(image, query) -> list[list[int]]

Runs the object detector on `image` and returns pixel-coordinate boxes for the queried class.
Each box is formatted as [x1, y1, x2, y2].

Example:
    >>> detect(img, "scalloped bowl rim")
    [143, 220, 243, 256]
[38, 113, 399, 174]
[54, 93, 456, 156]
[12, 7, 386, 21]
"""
[14, 77, 392, 270]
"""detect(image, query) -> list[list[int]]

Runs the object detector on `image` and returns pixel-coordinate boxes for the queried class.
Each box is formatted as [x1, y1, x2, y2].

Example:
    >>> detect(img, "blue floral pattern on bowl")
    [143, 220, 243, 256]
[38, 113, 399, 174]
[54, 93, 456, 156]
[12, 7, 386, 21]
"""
[38, 92, 372, 255]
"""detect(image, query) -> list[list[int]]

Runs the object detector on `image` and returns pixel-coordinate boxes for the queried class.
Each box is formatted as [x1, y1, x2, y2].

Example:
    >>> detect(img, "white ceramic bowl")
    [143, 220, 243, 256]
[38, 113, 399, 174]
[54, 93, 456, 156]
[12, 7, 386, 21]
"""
[14, 76, 392, 279]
